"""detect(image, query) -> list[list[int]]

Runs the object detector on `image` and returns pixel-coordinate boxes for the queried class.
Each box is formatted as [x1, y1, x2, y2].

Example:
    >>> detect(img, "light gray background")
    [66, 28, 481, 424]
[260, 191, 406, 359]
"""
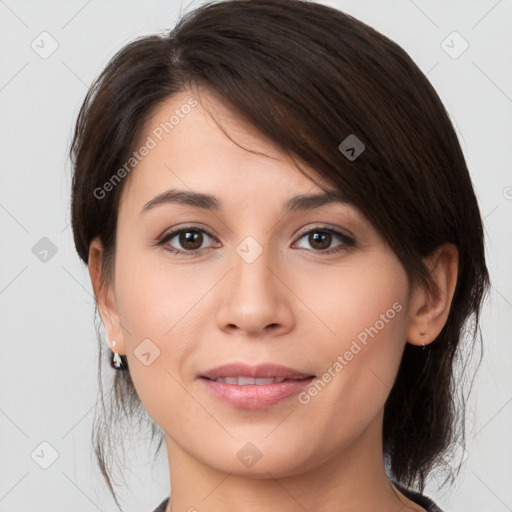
[0, 0, 511, 511]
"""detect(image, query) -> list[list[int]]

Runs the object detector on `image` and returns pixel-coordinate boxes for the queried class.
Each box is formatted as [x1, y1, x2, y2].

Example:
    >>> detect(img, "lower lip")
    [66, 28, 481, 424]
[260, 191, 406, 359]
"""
[199, 377, 315, 409]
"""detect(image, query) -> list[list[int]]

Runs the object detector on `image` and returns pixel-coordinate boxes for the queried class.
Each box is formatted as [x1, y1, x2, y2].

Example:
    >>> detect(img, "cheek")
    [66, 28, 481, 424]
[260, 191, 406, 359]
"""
[111, 247, 178, 396]
[114, 241, 205, 337]
[112, 244, 219, 426]
[297, 255, 408, 347]
[296, 257, 409, 421]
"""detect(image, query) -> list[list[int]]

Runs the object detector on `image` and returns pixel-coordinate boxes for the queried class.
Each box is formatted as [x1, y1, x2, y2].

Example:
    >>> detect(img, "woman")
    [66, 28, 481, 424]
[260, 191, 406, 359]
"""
[70, 1, 489, 511]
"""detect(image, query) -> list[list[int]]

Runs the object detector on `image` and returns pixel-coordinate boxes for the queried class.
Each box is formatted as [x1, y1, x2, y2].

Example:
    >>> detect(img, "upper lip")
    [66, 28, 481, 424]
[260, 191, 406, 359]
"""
[200, 363, 315, 380]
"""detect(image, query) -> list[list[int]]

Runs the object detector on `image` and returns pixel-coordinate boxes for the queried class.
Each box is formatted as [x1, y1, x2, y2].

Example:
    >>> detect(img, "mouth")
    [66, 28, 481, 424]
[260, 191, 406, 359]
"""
[198, 363, 316, 409]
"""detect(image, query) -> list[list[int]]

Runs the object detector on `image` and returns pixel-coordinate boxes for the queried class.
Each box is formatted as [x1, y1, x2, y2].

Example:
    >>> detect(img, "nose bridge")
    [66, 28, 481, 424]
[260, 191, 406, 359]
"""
[232, 232, 278, 303]
[216, 231, 290, 334]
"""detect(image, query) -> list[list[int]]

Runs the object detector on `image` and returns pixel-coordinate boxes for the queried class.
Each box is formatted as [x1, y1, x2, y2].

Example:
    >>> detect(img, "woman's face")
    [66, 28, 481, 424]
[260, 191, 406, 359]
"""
[98, 89, 415, 477]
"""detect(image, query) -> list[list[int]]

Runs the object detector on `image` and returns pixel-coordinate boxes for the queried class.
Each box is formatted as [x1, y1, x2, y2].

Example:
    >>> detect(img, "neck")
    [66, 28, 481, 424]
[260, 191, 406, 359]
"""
[163, 411, 424, 512]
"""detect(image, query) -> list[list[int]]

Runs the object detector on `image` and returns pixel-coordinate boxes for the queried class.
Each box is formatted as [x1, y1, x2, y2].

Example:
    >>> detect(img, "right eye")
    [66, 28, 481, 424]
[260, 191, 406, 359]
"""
[158, 227, 219, 255]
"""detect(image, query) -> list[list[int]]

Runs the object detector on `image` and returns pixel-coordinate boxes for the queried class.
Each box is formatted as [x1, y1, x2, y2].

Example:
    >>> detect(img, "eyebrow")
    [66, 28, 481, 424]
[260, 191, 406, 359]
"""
[140, 188, 350, 216]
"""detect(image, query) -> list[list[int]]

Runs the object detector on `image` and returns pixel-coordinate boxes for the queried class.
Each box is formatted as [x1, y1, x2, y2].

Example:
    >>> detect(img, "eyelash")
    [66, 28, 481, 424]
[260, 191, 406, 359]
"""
[156, 225, 355, 256]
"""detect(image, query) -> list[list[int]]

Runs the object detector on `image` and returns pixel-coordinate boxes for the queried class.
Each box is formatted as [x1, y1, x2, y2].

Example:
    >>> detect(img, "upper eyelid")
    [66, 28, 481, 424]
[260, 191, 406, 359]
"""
[160, 223, 351, 237]
[294, 223, 353, 238]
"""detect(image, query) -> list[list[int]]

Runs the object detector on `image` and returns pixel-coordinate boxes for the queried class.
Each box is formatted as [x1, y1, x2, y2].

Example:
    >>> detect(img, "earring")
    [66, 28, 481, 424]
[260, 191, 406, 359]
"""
[111, 340, 123, 370]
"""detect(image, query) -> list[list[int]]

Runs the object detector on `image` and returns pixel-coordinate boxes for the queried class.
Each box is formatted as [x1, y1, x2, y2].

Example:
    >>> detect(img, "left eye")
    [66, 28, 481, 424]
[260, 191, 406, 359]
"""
[158, 226, 354, 255]
[293, 228, 354, 253]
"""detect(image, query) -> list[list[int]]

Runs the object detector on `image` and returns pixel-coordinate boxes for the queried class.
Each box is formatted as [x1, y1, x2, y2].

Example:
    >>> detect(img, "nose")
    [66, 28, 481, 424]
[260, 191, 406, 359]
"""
[216, 241, 295, 338]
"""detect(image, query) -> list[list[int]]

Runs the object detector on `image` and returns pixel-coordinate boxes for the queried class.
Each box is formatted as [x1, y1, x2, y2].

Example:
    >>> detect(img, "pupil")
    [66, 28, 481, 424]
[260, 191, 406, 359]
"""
[311, 232, 330, 250]
[182, 231, 201, 249]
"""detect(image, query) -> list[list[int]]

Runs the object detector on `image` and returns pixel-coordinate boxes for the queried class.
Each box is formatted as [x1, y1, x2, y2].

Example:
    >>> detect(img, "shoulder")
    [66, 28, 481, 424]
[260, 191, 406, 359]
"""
[391, 480, 445, 512]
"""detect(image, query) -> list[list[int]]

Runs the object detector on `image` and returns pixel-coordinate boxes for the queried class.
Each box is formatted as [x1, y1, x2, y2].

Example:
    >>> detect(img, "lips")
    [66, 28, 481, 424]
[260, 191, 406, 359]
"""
[199, 363, 316, 409]
[200, 363, 314, 381]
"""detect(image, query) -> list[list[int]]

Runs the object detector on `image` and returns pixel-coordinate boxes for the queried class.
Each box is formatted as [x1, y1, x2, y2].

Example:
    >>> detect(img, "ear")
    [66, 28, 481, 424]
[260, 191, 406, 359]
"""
[406, 243, 459, 346]
[88, 237, 125, 355]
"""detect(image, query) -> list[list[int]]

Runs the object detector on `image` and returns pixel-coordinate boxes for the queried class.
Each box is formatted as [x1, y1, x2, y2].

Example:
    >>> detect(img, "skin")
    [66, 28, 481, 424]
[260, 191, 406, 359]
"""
[88, 89, 459, 512]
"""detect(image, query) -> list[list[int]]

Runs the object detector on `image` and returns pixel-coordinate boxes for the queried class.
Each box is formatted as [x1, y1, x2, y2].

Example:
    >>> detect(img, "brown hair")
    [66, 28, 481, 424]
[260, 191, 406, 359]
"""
[70, 0, 489, 508]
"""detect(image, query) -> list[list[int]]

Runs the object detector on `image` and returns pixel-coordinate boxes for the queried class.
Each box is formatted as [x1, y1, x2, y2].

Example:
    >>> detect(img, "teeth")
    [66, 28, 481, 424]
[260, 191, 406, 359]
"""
[255, 377, 279, 385]
[212, 376, 287, 385]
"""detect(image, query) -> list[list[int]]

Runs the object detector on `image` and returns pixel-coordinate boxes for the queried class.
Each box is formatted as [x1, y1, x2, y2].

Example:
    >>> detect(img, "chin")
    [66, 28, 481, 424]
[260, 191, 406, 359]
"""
[199, 439, 317, 479]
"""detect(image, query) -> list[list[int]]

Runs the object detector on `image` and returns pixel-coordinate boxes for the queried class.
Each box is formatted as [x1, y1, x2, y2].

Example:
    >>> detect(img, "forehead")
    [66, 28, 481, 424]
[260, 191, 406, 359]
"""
[119, 89, 334, 214]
